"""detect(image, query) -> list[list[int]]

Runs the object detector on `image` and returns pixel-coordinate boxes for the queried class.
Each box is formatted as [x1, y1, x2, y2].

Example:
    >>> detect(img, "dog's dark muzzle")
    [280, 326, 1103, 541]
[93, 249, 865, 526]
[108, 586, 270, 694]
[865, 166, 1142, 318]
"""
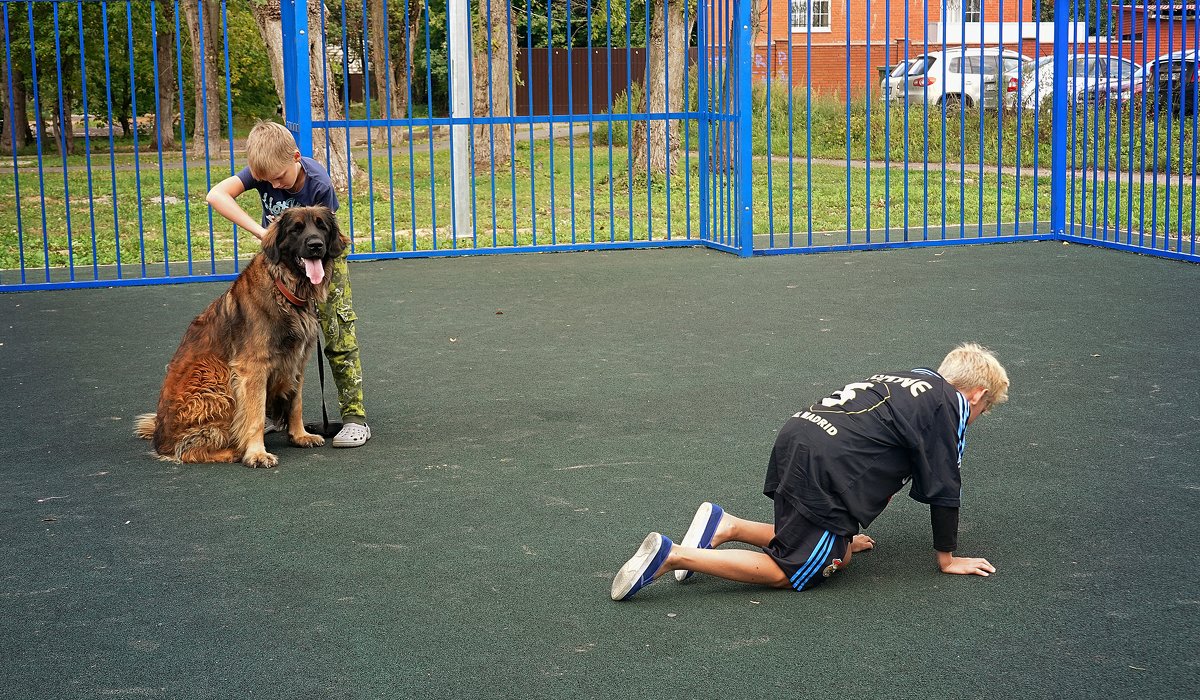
[304, 237, 327, 259]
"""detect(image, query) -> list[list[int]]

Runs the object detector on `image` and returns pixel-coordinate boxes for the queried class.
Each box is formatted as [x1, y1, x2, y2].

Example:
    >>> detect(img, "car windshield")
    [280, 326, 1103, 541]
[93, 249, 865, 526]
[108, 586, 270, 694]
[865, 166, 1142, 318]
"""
[889, 61, 914, 78]
[1024, 56, 1053, 77]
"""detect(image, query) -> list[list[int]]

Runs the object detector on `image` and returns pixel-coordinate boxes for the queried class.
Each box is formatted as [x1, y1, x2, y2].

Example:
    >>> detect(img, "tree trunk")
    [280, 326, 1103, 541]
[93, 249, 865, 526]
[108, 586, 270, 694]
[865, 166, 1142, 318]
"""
[155, 10, 177, 150]
[631, 0, 694, 177]
[184, 0, 223, 157]
[367, 0, 405, 145]
[397, 2, 421, 118]
[471, 0, 514, 170]
[0, 36, 21, 154]
[249, 0, 361, 191]
[54, 82, 76, 156]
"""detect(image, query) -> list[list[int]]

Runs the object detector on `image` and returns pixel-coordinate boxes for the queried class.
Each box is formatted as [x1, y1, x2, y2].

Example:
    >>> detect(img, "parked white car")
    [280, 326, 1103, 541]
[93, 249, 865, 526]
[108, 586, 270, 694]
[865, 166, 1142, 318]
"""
[882, 48, 1034, 109]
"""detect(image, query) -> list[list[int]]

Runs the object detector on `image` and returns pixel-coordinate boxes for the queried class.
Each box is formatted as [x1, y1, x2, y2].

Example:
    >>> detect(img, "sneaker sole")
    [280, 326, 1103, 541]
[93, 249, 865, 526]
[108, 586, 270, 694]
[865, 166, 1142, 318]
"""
[610, 532, 666, 601]
[675, 502, 719, 582]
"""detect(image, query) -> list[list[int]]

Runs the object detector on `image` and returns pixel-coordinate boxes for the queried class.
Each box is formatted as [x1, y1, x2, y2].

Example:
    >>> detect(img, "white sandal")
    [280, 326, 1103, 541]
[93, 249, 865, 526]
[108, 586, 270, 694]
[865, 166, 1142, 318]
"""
[331, 422, 371, 448]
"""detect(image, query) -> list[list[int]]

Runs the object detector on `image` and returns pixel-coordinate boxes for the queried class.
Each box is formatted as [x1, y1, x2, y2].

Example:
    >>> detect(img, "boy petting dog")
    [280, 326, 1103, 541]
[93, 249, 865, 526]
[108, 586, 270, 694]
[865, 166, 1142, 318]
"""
[612, 342, 1009, 600]
[206, 121, 372, 448]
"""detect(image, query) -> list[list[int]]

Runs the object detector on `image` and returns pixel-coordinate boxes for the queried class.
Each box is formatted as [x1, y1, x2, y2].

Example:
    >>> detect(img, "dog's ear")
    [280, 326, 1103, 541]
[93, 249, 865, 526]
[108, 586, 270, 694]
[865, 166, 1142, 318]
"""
[262, 209, 292, 265]
[321, 206, 347, 259]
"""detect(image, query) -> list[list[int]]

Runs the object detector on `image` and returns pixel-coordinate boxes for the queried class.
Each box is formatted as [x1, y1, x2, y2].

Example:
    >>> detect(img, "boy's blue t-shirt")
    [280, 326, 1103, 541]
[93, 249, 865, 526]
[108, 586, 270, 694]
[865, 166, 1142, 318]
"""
[237, 156, 339, 228]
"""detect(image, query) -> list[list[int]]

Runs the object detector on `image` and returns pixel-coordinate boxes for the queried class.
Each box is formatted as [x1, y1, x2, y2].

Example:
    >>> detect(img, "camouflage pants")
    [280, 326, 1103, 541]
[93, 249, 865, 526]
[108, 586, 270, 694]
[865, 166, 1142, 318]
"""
[317, 254, 366, 422]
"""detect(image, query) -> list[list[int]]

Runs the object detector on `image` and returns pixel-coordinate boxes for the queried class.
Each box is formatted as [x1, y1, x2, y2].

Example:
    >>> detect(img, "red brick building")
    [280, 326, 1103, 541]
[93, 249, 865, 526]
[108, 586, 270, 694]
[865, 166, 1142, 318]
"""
[750, 0, 1049, 97]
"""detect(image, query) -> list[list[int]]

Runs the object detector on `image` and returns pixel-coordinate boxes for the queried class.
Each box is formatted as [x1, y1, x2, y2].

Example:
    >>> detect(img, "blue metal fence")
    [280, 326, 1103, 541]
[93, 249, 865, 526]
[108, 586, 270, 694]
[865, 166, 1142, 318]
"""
[0, 0, 1196, 292]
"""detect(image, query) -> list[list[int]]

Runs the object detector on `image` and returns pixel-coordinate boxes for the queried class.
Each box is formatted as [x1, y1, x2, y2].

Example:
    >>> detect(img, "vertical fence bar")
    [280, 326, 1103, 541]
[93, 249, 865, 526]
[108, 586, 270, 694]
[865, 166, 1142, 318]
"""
[641, 0, 650, 242]
[662, 1, 671, 241]
[404, 0, 418, 250]
[1151, 5, 1162, 249]
[359, 0, 378, 252]
[734, 0, 752, 256]
[1137, 5, 1147, 247]
[845, 0, 852, 245]
[1175, 11, 1187, 252]
[51, 4, 74, 280]
[864, 0, 872, 244]
[683, 0, 691, 241]
[220, 0, 238, 269]
[697, 0, 709, 243]
[567, 3, 578, 244]
[1032, 1, 1041, 237]
[173, 1, 193, 275]
[381, 0, 397, 251]
[920, 0, 927, 241]
[420, 0, 436, 248]
[1050, 0, 1068, 237]
[764, 0, 773, 248]
[1013, 0, 1023, 238]
[504, 4, 517, 247]
[3, 5, 25, 284]
[884, 0, 891, 243]
[27, 1, 51, 281]
[339, 0, 356, 249]
[196, 0, 217, 274]
[149, 3, 171, 275]
[939, 0, 947, 240]
[77, 2, 99, 280]
[1163, 4, 1175, 249]
[606, 0, 615, 243]
[524, 0, 535, 246]
[101, 2, 122, 279]
[288, 0, 312, 155]
[801, 0, 809, 246]
[1192, 1, 1199, 256]
[902, 0, 909, 239]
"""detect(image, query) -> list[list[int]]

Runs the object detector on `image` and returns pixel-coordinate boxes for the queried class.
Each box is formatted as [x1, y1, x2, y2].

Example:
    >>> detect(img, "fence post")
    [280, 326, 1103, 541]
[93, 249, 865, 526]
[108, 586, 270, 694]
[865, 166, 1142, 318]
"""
[698, 0, 710, 244]
[1049, 0, 1067, 238]
[734, 0, 754, 257]
[282, 0, 313, 157]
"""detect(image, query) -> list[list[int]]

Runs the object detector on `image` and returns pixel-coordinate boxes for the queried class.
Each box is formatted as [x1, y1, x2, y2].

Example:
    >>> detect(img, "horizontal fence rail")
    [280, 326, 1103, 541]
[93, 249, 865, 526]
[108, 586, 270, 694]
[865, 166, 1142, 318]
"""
[0, 0, 1196, 292]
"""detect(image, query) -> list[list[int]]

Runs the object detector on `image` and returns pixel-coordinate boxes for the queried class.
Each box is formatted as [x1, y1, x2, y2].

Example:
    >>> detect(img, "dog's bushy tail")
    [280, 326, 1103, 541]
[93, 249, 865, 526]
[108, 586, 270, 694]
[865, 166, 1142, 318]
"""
[134, 413, 157, 440]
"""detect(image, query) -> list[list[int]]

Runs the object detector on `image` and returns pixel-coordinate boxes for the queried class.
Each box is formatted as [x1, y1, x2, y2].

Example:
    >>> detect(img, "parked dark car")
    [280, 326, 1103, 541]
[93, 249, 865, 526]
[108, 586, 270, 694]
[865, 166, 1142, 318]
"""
[1145, 51, 1199, 118]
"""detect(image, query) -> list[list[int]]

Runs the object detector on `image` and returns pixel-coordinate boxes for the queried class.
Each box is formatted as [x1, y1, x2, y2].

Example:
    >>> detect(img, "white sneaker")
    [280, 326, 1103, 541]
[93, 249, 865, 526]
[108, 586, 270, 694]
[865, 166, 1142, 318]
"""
[264, 416, 282, 434]
[331, 422, 371, 448]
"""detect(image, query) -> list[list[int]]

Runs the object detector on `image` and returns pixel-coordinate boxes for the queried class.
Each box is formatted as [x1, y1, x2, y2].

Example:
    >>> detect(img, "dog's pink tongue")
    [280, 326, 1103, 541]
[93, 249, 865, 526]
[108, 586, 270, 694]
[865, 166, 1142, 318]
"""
[304, 258, 325, 285]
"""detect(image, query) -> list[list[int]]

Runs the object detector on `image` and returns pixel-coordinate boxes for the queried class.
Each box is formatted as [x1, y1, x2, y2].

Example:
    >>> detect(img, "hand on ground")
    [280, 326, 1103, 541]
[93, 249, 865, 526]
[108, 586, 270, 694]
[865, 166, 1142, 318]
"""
[941, 556, 996, 576]
[851, 534, 875, 553]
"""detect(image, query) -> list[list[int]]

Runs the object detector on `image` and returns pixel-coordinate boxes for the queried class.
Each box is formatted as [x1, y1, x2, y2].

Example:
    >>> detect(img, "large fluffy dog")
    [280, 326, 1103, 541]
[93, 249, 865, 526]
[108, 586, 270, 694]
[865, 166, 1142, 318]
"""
[136, 206, 347, 468]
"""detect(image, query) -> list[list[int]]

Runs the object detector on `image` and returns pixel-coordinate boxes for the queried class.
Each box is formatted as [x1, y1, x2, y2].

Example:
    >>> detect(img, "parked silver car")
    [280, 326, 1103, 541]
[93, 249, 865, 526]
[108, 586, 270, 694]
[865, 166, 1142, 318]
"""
[1017, 54, 1142, 111]
[882, 48, 1033, 109]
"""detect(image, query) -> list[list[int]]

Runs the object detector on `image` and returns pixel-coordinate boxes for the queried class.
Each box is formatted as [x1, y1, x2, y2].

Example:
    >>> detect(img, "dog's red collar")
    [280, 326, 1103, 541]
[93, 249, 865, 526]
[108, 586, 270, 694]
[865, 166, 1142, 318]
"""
[274, 277, 307, 307]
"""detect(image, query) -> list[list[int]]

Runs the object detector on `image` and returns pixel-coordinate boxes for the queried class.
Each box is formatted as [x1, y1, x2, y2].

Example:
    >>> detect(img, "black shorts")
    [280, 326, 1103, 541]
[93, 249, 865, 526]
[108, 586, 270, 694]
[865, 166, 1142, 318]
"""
[764, 498, 852, 592]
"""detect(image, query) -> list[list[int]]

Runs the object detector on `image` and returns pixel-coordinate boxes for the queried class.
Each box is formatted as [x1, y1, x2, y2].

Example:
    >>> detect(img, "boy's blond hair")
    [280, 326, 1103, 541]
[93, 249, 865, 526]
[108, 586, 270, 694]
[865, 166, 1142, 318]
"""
[245, 120, 299, 179]
[938, 342, 1010, 406]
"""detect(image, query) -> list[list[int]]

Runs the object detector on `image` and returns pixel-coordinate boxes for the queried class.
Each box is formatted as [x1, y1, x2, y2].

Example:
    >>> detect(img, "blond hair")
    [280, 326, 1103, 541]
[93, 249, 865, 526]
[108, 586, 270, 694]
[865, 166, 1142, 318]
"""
[245, 120, 299, 179]
[938, 342, 1010, 406]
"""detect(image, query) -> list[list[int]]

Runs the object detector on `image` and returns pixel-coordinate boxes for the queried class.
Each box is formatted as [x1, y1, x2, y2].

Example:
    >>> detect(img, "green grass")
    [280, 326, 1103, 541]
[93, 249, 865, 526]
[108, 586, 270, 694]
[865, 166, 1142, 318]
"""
[2, 95, 1198, 272]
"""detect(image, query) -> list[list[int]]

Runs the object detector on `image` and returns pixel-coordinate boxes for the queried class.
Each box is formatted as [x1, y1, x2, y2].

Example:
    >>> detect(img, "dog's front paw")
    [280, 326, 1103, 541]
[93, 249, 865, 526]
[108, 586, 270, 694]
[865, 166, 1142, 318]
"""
[289, 431, 325, 448]
[242, 450, 279, 468]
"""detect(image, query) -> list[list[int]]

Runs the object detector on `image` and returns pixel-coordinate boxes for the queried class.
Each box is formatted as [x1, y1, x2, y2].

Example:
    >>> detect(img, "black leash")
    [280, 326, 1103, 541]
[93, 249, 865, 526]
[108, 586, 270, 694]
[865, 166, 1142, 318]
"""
[278, 277, 341, 438]
[308, 337, 343, 438]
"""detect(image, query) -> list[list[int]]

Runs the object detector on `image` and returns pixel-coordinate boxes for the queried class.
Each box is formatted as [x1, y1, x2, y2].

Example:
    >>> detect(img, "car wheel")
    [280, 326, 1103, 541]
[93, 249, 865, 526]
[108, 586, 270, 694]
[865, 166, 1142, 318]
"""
[940, 94, 963, 112]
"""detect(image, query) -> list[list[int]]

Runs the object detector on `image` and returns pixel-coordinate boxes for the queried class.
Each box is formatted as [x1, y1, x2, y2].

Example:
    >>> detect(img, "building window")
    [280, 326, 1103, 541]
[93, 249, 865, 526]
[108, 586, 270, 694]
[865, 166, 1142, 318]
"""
[944, 0, 981, 23]
[963, 0, 981, 22]
[791, 0, 831, 33]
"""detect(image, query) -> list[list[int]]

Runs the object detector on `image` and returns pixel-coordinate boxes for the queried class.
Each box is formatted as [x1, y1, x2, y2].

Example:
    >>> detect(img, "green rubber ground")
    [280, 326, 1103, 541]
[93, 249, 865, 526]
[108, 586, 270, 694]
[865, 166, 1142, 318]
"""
[1, 241, 1197, 699]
